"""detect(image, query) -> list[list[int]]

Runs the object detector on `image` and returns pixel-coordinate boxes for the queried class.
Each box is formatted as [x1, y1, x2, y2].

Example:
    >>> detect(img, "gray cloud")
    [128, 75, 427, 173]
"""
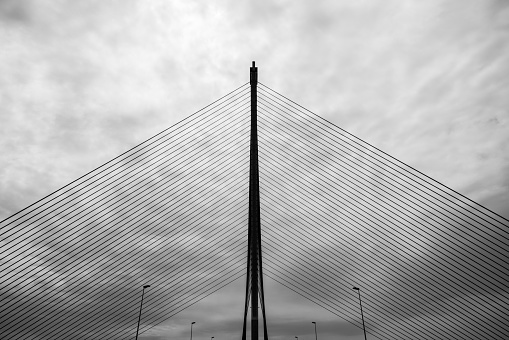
[0, 0, 32, 23]
[1, 1, 508, 339]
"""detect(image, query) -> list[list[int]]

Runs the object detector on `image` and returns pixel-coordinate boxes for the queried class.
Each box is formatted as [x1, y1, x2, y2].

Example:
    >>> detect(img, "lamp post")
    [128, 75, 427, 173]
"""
[295, 336, 298, 340]
[312, 322, 317, 340]
[190, 322, 196, 340]
[211, 336, 214, 340]
[352, 287, 367, 340]
[135, 285, 151, 340]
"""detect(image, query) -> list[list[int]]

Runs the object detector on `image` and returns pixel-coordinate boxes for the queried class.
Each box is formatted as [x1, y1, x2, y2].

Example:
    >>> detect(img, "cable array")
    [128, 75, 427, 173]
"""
[0, 84, 251, 340]
[257, 83, 509, 340]
[1, 79, 508, 340]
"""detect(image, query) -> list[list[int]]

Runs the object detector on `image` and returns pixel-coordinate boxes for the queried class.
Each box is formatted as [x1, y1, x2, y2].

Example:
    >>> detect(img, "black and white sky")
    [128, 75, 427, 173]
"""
[1, 1, 508, 340]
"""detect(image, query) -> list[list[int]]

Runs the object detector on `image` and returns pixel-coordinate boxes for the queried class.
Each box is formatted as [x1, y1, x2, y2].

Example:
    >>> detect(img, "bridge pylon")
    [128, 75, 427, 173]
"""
[241, 61, 269, 340]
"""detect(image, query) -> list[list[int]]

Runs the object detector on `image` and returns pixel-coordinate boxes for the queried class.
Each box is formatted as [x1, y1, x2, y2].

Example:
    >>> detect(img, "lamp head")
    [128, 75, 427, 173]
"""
[192, 322, 196, 324]
[352, 287, 359, 290]
[312, 322, 316, 324]
[143, 285, 151, 288]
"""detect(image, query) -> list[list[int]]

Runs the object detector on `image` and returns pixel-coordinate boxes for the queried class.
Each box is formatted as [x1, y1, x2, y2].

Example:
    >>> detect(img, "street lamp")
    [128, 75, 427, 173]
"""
[135, 285, 151, 340]
[190, 322, 196, 340]
[353, 287, 367, 340]
[295, 336, 298, 340]
[312, 322, 317, 340]
[211, 336, 214, 340]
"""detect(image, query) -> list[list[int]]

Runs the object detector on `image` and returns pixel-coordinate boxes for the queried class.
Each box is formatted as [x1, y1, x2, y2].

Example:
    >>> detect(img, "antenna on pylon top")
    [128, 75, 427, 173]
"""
[250, 61, 258, 85]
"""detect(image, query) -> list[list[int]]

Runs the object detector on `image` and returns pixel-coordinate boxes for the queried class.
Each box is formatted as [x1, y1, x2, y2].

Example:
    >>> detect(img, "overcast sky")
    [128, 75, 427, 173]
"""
[1, 1, 508, 340]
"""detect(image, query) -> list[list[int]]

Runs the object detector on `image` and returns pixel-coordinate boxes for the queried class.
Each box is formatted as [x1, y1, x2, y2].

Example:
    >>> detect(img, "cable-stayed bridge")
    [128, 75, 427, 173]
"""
[1, 64, 508, 340]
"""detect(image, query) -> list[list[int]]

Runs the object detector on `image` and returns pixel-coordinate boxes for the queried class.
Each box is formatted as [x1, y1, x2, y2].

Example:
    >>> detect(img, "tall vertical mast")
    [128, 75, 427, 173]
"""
[242, 61, 268, 340]
[250, 60, 260, 340]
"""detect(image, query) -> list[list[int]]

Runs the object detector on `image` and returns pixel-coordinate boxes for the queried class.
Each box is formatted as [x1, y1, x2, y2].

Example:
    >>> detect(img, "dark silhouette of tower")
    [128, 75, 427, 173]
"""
[241, 61, 269, 340]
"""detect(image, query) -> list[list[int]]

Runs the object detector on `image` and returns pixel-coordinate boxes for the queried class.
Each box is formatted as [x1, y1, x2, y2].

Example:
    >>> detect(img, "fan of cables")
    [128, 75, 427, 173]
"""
[257, 83, 509, 340]
[1, 84, 251, 340]
[1, 81, 508, 340]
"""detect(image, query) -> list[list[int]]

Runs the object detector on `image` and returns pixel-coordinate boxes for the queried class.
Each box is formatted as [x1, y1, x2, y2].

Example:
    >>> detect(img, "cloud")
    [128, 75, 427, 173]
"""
[0, 0, 33, 23]
[1, 1, 508, 339]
